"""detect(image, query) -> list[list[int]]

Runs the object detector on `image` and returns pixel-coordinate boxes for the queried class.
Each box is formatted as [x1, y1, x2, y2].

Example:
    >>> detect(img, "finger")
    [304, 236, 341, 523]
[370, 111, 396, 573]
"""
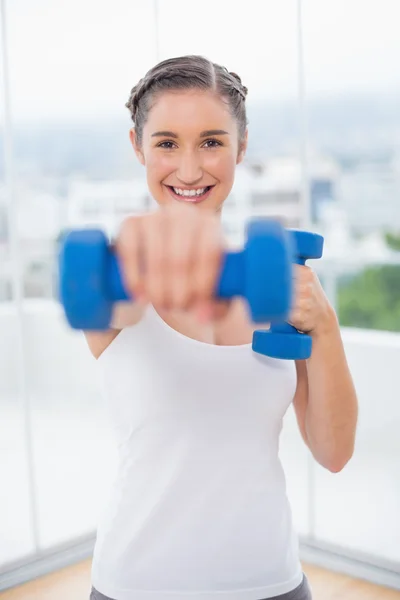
[192, 216, 223, 314]
[288, 309, 302, 330]
[142, 212, 167, 307]
[165, 208, 198, 309]
[115, 216, 146, 302]
[289, 297, 313, 329]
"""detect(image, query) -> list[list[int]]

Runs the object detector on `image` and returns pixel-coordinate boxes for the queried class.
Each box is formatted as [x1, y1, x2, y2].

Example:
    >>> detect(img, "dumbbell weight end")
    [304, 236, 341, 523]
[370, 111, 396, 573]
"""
[252, 230, 324, 360]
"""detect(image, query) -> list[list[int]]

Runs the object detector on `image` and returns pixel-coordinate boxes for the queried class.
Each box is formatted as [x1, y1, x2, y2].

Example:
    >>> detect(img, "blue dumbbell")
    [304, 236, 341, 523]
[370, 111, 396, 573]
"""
[58, 219, 294, 331]
[252, 230, 324, 360]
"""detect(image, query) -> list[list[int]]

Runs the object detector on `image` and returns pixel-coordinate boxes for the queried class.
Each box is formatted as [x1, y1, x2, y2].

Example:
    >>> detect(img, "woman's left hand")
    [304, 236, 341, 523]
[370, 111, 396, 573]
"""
[288, 265, 336, 337]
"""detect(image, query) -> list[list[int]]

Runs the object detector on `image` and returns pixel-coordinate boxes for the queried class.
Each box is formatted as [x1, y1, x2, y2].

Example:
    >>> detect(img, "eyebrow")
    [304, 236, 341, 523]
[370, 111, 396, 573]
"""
[151, 129, 229, 138]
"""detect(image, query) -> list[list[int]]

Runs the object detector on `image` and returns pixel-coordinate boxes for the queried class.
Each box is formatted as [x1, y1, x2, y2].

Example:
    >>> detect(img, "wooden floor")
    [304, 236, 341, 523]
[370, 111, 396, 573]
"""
[0, 559, 399, 600]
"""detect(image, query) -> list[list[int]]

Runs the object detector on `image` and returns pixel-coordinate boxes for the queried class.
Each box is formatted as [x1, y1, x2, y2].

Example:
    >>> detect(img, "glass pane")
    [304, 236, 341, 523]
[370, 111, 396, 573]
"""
[0, 6, 36, 567]
[338, 264, 400, 333]
[303, 0, 400, 257]
[304, 0, 400, 564]
[0, 26, 10, 302]
[0, 311, 36, 565]
[5, 0, 155, 550]
[315, 328, 400, 563]
[25, 307, 117, 548]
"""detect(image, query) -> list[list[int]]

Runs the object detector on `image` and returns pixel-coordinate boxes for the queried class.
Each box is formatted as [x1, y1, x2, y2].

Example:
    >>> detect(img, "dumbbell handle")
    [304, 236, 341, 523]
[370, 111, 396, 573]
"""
[105, 250, 245, 302]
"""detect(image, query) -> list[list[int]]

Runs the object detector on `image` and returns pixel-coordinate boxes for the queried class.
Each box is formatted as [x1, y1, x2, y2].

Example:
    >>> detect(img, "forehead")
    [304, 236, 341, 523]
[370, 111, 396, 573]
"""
[145, 89, 235, 133]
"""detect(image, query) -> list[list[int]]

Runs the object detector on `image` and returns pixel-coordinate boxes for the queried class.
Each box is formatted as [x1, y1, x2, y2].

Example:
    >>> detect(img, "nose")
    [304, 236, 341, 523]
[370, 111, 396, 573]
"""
[176, 149, 203, 185]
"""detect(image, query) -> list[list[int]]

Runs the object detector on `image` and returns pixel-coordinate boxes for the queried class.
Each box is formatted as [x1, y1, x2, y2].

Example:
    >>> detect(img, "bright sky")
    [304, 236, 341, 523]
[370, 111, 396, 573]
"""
[2, 0, 400, 122]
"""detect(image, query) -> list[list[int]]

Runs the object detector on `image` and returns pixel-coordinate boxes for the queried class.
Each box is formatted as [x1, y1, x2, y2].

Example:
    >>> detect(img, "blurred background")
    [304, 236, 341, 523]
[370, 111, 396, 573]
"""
[0, 0, 400, 596]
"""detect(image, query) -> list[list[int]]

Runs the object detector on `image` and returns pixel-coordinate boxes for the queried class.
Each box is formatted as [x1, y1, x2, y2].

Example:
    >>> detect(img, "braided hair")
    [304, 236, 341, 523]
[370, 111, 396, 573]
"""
[125, 55, 248, 146]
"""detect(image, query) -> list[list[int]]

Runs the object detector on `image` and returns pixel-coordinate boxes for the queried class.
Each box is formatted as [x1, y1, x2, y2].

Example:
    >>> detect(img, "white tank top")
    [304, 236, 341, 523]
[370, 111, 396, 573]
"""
[91, 305, 303, 600]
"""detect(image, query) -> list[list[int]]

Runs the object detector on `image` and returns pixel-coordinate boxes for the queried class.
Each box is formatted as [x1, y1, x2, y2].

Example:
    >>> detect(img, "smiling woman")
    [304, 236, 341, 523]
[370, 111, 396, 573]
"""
[83, 53, 357, 600]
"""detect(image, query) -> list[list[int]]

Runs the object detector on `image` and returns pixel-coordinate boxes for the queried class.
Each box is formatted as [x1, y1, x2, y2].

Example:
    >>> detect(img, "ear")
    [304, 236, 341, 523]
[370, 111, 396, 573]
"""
[129, 128, 145, 165]
[236, 128, 248, 165]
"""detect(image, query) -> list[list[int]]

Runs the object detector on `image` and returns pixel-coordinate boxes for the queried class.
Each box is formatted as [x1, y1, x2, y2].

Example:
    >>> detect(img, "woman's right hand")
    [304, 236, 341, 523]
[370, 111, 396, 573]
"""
[115, 205, 227, 321]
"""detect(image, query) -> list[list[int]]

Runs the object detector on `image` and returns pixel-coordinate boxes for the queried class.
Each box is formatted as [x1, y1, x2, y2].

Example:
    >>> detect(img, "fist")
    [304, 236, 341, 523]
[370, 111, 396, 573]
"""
[115, 205, 225, 318]
[288, 264, 334, 336]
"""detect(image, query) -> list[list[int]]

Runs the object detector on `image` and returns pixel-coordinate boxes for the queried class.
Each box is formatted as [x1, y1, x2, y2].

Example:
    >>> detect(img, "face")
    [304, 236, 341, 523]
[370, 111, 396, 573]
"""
[130, 89, 247, 212]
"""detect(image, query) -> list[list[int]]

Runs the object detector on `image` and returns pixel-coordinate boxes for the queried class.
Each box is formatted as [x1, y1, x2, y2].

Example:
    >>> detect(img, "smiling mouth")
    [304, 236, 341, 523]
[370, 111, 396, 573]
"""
[165, 185, 215, 202]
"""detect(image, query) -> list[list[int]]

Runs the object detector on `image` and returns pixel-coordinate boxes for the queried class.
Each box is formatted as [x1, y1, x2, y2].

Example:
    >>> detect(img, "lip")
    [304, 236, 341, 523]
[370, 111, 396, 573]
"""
[164, 184, 215, 204]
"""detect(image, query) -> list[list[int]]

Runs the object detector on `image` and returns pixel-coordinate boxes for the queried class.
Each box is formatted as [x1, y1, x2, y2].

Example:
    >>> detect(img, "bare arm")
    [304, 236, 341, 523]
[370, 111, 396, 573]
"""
[292, 309, 358, 473]
[84, 215, 146, 359]
[84, 302, 144, 359]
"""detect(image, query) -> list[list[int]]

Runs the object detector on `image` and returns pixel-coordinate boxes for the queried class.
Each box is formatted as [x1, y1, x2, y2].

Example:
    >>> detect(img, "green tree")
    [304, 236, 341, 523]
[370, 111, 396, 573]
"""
[385, 231, 400, 252]
[338, 265, 400, 332]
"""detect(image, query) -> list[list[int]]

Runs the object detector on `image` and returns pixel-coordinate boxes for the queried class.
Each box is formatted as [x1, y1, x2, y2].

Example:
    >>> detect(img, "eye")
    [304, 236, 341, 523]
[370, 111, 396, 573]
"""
[157, 140, 176, 149]
[203, 138, 223, 148]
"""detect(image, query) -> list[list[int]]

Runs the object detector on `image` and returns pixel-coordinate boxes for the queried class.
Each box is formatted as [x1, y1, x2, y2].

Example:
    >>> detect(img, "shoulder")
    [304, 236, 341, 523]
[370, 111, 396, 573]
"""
[84, 302, 145, 359]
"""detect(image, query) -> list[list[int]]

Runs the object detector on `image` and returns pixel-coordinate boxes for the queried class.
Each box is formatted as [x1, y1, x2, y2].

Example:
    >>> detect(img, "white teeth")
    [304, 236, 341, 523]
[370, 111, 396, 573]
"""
[172, 187, 207, 196]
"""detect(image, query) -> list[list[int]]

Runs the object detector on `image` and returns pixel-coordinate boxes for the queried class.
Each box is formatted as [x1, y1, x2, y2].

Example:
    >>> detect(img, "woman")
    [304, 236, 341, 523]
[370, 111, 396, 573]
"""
[87, 55, 358, 600]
